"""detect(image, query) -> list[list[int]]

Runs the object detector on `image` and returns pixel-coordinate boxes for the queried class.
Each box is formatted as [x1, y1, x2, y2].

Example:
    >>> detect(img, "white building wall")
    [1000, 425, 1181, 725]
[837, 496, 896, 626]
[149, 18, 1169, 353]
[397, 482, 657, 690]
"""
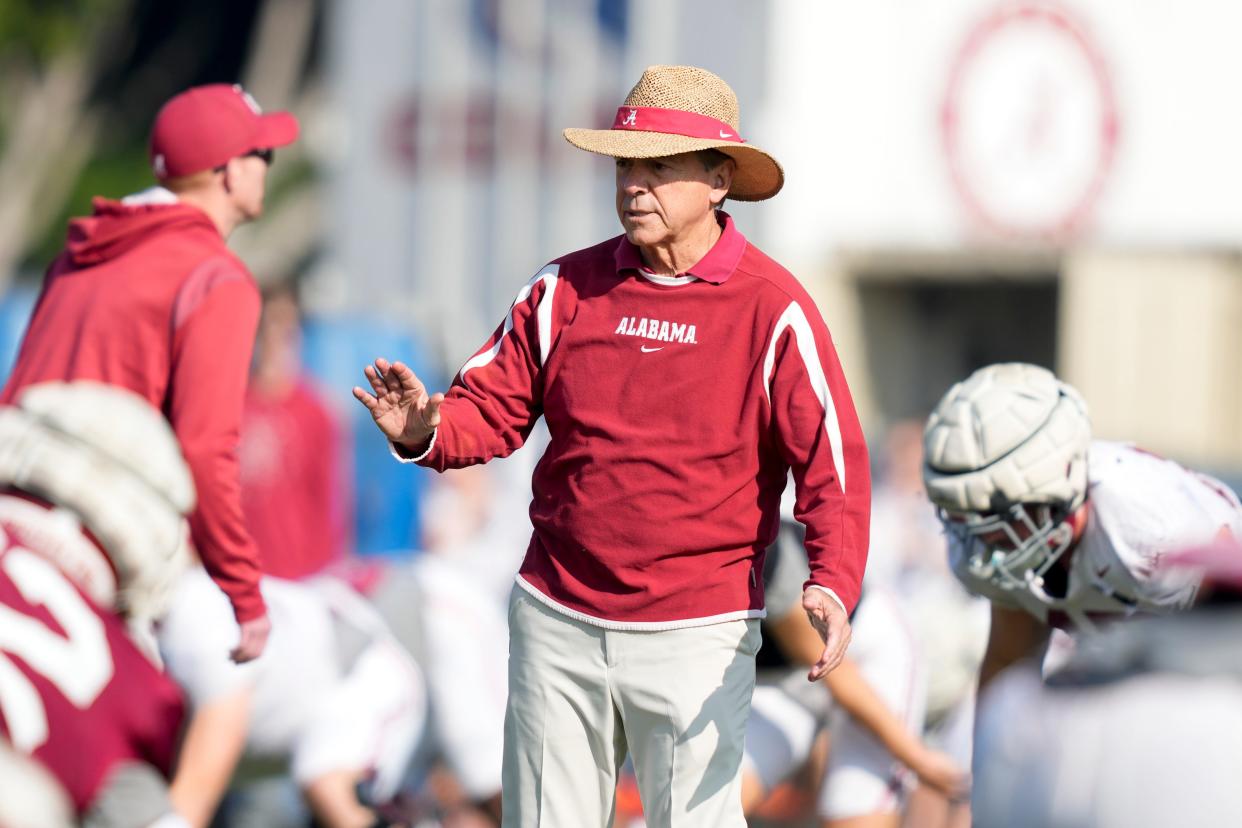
[763, 0, 1242, 254]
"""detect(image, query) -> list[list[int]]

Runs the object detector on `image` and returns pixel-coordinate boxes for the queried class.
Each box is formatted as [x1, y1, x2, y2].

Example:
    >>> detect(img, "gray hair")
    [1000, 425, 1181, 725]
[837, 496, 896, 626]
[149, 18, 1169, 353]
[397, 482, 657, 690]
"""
[696, 148, 733, 172]
[697, 149, 733, 210]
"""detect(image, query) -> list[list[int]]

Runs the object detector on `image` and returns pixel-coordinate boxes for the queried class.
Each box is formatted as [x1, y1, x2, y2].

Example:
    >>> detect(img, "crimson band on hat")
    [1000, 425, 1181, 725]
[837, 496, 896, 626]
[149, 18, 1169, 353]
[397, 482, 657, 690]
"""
[611, 107, 744, 143]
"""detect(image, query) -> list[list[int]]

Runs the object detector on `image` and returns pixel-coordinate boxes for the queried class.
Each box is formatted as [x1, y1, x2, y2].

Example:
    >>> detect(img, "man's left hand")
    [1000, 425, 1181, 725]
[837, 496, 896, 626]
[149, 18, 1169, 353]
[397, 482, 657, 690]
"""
[230, 614, 272, 663]
[802, 588, 851, 681]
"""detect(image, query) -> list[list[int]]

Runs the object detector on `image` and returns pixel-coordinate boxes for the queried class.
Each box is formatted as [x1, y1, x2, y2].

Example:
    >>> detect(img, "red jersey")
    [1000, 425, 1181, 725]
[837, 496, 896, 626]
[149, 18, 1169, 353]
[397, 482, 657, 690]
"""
[0, 190, 265, 622]
[0, 511, 185, 813]
[239, 380, 352, 579]
[406, 215, 870, 625]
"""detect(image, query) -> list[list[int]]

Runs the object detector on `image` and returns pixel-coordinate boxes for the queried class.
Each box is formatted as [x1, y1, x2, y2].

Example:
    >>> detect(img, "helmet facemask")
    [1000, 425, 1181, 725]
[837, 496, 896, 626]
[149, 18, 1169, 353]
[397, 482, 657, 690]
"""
[943, 501, 1079, 602]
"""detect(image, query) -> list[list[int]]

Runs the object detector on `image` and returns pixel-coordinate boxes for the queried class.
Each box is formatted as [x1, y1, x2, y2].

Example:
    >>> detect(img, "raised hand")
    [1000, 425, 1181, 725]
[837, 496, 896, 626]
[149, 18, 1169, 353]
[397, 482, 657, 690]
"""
[352, 357, 445, 450]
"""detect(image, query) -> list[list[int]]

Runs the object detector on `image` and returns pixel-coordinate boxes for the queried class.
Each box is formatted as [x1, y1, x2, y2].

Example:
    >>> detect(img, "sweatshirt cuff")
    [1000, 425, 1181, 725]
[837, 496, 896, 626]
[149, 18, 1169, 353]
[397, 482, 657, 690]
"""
[389, 428, 437, 463]
[229, 586, 267, 623]
[806, 584, 847, 616]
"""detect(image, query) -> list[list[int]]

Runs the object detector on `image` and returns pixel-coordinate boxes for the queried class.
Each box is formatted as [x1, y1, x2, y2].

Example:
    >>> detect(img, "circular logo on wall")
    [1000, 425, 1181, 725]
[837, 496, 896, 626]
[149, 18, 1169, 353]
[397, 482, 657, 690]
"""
[941, 2, 1119, 241]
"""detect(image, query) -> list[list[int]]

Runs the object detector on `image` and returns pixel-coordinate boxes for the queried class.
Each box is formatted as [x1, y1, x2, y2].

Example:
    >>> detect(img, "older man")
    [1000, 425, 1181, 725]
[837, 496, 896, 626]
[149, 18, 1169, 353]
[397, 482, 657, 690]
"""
[1, 84, 299, 662]
[354, 65, 870, 827]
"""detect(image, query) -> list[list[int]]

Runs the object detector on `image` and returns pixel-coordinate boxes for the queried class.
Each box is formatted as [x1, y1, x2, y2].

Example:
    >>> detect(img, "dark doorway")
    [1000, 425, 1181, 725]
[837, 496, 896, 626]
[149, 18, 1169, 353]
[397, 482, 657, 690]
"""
[858, 274, 1059, 423]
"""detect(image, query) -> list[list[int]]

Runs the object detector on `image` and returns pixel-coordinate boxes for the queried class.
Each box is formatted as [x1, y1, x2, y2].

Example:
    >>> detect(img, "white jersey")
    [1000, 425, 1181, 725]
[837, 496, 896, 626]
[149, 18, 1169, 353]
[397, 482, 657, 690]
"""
[950, 441, 1242, 628]
[158, 569, 425, 798]
[746, 517, 929, 822]
[745, 585, 927, 819]
[372, 554, 510, 800]
[159, 569, 341, 755]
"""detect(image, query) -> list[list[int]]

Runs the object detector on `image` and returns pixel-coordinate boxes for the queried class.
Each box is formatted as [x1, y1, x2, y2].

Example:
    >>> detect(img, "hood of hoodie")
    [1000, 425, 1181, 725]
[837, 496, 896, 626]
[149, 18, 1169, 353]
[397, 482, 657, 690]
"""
[65, 195, 219, 268]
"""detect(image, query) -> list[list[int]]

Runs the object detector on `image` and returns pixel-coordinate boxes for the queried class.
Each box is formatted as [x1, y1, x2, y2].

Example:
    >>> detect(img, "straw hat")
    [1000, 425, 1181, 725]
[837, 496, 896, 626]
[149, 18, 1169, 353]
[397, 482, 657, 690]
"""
[564, 65, 784, 201]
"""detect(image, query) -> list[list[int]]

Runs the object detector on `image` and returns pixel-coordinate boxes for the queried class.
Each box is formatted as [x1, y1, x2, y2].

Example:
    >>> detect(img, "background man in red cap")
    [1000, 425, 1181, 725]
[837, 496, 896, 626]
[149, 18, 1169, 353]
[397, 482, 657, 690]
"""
[1, 83, 299, 663]
[355, 65, 870, 827]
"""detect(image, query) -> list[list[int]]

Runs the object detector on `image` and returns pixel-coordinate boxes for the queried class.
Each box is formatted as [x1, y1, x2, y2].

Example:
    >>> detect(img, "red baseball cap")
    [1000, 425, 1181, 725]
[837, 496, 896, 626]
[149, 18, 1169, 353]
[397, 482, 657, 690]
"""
[149, 83, 300, 178]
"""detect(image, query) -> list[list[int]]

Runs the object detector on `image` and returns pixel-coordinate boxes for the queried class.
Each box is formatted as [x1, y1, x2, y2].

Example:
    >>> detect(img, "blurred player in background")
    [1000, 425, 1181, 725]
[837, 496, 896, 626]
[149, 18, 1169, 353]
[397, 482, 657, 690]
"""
[867, 422, 988, 828]
[239, 280, 354, 580]
[741, 512, 968, 828]
[372, 463, 532, 826]
[156, 282, 414, 828]
[0, 83, 301, 662]
[0, 382, 195, 828]
[921, 362, 1242, 706]
[971, 538, 1242, 828]
[158, 564, 426, 828]
[355, 64, 870, 827]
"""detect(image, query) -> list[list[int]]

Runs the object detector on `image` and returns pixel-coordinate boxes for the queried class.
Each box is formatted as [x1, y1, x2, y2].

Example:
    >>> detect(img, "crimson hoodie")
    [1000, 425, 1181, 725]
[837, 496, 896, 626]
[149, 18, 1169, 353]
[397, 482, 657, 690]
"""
[1, 190, 266, 622]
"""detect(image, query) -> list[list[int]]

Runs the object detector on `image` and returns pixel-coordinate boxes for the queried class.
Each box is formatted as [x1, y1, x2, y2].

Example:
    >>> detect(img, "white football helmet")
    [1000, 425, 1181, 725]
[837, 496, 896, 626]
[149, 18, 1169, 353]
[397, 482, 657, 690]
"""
[0, 382, 195, 624]
[923, 363, 1091, 600]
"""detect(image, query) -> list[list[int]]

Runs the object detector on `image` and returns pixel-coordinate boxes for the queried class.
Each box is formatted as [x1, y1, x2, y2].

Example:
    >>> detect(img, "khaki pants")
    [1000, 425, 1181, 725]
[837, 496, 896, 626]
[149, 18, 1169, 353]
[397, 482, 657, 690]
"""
[501, 586, 760, 828]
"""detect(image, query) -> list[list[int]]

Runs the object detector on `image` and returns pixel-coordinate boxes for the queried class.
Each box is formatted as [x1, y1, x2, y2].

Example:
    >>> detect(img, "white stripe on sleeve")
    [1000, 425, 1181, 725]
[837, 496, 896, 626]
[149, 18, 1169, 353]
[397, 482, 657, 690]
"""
[763, 301, 847, 493]
[459, 265, 559, 388]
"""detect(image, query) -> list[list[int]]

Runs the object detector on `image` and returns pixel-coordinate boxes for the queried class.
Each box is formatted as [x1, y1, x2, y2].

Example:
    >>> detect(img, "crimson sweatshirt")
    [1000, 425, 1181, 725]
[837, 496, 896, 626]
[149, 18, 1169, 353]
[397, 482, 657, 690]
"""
[1, 189, 266, 622]
[240, 380, 351, 579]
[405, 215, 870, 627]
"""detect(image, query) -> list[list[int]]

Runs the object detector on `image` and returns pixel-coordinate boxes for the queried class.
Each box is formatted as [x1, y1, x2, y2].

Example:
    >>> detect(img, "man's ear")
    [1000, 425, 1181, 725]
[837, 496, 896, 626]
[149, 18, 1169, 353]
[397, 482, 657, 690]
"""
[710, 158, 735, 204]
[219, 158, 237, 194]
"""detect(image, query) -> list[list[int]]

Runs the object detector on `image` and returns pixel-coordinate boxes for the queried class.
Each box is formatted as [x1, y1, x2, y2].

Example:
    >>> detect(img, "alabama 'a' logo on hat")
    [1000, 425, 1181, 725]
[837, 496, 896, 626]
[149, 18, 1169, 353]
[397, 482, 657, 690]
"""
[152, 154, 167, 178]
[234, 84, 263, 114]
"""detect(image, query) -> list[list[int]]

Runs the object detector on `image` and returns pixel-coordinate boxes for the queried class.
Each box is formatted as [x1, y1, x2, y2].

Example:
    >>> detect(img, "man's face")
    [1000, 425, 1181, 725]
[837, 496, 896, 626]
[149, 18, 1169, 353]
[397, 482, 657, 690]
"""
[226, 150, 271, 221]
[254, 291, 301, 378]
[614, 153, 730, 248]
